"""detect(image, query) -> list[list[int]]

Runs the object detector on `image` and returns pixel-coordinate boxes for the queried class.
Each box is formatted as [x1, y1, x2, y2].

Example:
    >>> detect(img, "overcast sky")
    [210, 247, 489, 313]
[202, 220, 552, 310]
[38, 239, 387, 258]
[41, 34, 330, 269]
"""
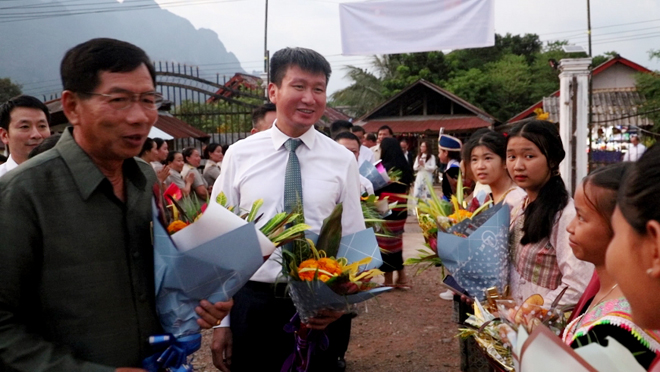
[153, 0, 660, 95]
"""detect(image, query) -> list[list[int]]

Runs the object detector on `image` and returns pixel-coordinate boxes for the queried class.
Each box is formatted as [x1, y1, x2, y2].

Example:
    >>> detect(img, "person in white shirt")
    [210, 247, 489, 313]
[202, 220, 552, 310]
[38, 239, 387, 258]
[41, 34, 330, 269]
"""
[210, 47, 365, 372]
[351, 125, 375, 166]
[0, 95, 51, 178]
[623, 135, 646, 162]
[412, 140, 437, 201]
[335, 131, 374, 195]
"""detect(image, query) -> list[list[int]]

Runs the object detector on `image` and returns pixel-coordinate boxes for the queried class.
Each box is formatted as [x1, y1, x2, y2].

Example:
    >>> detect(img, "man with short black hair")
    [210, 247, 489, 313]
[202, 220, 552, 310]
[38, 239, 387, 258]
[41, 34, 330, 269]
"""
[211, 47, 364, 372]
[350, 125, 374, 165]
[251, 102, 277, 134]
[0, 38, 230, 372]
[329, 119, 352, 138]
[0, 95, 51, 177]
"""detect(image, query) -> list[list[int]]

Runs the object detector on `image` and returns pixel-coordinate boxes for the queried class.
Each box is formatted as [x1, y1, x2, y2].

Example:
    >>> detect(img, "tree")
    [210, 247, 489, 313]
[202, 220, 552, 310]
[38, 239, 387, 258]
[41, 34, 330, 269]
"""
[329, 66, 384, 118]
[0, 78, 22, 102]
[636, 50, 660, 131]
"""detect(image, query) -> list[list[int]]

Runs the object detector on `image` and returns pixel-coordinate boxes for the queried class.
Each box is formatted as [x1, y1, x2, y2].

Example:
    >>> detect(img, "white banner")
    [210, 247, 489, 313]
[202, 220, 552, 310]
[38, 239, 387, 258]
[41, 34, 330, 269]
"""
[339, 0, 494, 56]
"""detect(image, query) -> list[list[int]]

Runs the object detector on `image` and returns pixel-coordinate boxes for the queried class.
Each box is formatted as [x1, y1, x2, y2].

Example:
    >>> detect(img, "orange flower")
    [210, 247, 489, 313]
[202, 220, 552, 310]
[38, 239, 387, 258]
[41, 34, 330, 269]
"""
[167, 220, 189, 234]
[448, 209, 472, 223]
[297, 257, 343, 282]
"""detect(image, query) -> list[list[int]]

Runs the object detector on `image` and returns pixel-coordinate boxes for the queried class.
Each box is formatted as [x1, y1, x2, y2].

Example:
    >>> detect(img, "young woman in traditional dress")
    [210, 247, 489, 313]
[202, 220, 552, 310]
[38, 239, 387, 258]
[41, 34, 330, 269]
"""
[506, 120, 593, 306]
[562, 162, 660, 369]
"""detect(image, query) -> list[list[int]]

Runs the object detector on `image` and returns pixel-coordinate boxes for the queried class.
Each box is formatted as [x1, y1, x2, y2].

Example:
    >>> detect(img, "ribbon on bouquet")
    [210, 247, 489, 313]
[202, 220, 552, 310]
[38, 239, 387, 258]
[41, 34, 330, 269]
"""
[142, 333, 201, 372]
[280, 313, 329, 372]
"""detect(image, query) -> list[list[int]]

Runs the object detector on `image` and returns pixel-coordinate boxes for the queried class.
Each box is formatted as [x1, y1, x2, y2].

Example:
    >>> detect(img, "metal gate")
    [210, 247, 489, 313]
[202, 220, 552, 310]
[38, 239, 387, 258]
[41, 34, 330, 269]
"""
[154, 62, 266, 147]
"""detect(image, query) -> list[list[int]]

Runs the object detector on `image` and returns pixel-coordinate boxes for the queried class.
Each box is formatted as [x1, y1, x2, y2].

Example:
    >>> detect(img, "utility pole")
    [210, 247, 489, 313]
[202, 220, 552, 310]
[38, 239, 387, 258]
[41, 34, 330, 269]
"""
[264, 0, 269, 87]
[587, 0, 594, 173]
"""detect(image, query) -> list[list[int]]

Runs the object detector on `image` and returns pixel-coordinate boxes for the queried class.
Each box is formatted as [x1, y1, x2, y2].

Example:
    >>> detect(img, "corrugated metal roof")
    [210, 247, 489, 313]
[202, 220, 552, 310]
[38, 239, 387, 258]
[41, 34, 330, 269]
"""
[316, 106, 351, 127]
[507, 55, 653, 123]
[542, 90, 653, 127]
[361, 116, 491, 133]
[154, 114, 210, 139]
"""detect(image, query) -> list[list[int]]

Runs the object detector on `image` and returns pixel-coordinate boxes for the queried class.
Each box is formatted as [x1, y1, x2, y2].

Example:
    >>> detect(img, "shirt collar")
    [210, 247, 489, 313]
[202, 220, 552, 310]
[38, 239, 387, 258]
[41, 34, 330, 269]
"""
[271, 119, 317, 151]
[57, 127, 147, 200]
[5, 154, 18, 172]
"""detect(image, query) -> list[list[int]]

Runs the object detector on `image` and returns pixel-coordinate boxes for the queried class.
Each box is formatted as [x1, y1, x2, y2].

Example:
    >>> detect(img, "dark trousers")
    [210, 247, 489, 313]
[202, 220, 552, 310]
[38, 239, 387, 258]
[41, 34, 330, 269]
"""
[230, 281, 344, 372]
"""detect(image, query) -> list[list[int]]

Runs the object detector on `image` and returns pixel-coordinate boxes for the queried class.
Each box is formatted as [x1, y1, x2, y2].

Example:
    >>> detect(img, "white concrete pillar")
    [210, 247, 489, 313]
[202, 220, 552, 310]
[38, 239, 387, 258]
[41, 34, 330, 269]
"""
[558, 58, 592, 194]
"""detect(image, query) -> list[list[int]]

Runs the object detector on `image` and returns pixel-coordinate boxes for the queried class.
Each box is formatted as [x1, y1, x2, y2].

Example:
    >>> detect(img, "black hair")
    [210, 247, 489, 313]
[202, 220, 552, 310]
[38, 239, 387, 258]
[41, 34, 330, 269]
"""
[181, 147, 198, 164]
[366, 133, 377, 142]
[418, 139, 433, 158]
[270, 47, 331, 87]
[139, 137, 154, 157]
[28, 133, 61, 159]
[153, 137, 166, 150]
[463, 128, 507, 163]
[330, 120, 353, 137]
[203, 143, 222, 159]
[380, 137, 413, 186]
[252, 103, 276, 128]
[0, 95, 51, 130]
[0, 154, 6, 163]
[61, 38, 155, 94]
[582, 162, 631, 238]
[508, 120, 569, 244]
[377, 125, 394, 136]
[445, 149, 461, 162]
[618, 144, 660, 235]
[351, 126, 365, 135]
[333, 131, 361, 146]
[165, 150, 181, 165]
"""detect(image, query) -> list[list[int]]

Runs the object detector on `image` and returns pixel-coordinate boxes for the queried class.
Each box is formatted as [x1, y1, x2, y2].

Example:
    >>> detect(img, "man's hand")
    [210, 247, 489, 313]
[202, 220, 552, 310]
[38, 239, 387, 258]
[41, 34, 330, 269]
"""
[211, 327, 232, 372]
[195, 299, 233, 329]
[304, 309, 344, 330]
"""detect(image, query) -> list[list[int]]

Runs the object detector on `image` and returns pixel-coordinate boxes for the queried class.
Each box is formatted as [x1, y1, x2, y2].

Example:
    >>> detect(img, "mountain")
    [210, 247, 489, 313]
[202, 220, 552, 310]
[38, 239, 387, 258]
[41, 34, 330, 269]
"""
[0, 0, 244, 98]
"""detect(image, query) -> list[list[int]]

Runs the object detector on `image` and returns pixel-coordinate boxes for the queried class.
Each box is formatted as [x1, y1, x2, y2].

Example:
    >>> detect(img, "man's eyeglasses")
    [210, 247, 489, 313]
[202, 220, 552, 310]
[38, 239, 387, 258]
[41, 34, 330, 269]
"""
[81, 91, 164, 111]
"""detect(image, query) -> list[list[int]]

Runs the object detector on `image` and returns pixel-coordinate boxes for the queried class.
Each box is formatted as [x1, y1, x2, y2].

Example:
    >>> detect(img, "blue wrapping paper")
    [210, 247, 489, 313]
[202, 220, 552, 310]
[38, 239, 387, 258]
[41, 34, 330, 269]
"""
[435, 203, 510, 300]
[152, 202, 264, 337]
[287, 228, 392, 321]
[359, 161, 389, 190]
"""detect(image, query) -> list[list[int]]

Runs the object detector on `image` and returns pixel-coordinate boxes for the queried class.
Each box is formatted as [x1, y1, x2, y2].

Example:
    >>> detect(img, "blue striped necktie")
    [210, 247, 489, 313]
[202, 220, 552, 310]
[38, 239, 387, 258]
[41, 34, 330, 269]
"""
[284, 138, 303, 214]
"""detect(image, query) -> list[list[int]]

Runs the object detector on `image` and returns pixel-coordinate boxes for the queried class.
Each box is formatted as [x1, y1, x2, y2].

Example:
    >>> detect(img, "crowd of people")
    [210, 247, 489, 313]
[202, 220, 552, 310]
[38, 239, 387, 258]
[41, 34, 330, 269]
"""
[0, 36, 659, 372]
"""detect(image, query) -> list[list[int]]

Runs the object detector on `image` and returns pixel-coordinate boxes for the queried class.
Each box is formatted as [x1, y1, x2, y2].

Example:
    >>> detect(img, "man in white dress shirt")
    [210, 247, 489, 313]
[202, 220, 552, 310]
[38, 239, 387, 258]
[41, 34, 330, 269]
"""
[623, 135, 646, 162]
[210, 47, 365, 372]
[0, 95, 51, 178]
[351, 125, 375, 166]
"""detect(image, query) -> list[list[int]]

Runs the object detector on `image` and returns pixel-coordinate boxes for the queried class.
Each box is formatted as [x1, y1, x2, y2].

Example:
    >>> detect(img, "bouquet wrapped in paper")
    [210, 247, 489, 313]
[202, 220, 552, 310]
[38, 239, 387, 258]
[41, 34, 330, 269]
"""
[406, 175, 510, 300]
[283, 204, 391, 322]
[359, 160, 390, 190]
[146, 188, 307, 372]
[459, 291, 572, 372]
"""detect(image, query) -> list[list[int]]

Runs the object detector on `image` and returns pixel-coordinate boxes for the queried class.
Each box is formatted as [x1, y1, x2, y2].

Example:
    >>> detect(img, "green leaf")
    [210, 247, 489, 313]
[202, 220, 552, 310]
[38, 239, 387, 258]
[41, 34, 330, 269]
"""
[216, 191, 229, 207]
[246, 199, 264, 222]
[316, 203, 344, 258]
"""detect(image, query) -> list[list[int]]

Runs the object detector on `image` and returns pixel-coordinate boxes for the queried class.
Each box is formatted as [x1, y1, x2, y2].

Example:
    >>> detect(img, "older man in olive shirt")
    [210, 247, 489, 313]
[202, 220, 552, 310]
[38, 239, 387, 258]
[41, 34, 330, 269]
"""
[0, 38, 230, 372]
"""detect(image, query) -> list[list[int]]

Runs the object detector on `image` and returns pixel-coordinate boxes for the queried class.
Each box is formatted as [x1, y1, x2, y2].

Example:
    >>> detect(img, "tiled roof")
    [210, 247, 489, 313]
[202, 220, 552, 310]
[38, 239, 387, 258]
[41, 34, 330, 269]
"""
[542, 90, 653, 127]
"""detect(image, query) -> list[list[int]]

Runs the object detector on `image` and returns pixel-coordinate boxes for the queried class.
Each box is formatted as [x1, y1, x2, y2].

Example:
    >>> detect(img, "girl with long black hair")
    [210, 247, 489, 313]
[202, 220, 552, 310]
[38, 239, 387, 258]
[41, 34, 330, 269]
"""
[506, 120, 593, 306]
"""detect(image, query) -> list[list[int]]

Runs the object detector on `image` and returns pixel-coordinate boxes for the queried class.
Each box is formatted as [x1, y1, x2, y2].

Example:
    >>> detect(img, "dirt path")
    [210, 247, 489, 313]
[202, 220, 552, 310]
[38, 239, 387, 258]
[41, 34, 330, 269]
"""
[192, 217, 461, 372]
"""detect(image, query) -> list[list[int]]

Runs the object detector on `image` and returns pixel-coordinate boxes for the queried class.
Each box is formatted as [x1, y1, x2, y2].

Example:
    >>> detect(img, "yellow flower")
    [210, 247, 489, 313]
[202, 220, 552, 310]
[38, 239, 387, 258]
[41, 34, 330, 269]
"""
[448, 209, 473, 223]
[297, 257, 343, 282]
